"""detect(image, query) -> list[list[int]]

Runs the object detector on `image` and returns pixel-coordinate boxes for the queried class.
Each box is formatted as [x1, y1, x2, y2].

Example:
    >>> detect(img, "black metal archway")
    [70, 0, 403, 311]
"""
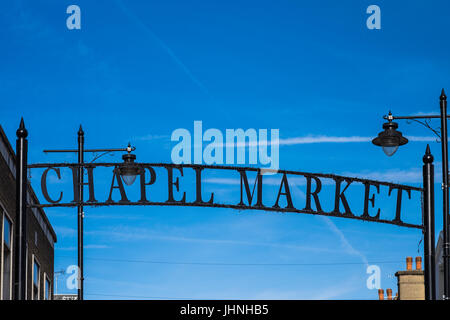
[13, 119, 435, 301]
[29, 162, 423, 230]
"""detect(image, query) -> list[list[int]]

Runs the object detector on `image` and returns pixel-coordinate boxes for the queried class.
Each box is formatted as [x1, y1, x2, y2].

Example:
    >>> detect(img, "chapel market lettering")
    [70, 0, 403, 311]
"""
[28, 163, 423, 229]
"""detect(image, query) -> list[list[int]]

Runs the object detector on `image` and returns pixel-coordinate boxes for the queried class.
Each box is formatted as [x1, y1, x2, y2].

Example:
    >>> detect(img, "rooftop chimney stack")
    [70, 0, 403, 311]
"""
[395, 256, 425, 300]
[415, 256, 422, 270]
[386, 288, 393, 300]
[406, 256, 413, 271]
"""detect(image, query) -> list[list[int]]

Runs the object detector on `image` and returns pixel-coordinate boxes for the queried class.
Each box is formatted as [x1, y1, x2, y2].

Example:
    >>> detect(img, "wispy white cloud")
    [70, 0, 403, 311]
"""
[85, 244, 111, 249]
[253, 277, 360, 300]
[197, 135, 437, 148]
[341, 169, 422, 184]
[84, 227, 340, 253]
[410, 111, 440, 117]
[212, 135, 371, 148]
[204, 177, 268, 186]
[85, 213, 154, 221]
[139, 131, 436, 149]
[279, 136, 371, 145]
[46, 211, 71, 218]
[342, 164, 442, 184]
[203, 176, 310, 187]
[54, 226, 76, 237]
[408, 136, 440, 142]
[57, 244, 111, 251]
[252, 288, 313, 300]
[204, 165, 440, 185]
[134, 134, 169, 141]
[310, 277, 361, 300]
[278, 135, 435, 146]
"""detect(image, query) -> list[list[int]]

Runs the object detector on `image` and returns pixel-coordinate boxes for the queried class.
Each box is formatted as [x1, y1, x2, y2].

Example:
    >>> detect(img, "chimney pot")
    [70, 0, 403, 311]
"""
[415, 257, 422, 270]
[406, 256, 413, 271]
[386, 288, 392, 300]
[378, 289, 384, 300]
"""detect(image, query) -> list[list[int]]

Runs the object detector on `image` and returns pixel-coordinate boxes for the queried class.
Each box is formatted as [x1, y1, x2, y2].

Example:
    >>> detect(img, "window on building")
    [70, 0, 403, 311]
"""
[2, 213, 12, 300]
[44, 275, 51, 300]
[33, 257, 40, 300]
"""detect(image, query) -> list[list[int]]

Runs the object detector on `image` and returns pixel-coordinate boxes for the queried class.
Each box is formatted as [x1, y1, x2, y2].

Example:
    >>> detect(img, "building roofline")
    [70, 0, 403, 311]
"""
[0, 124, 57, 243]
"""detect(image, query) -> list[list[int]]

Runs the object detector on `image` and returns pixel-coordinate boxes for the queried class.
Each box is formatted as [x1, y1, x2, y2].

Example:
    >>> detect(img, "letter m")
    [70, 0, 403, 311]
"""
[238, 169, 263, 207]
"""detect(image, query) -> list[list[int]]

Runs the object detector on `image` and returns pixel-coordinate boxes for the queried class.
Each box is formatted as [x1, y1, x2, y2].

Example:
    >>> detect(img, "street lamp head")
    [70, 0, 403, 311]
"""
[119, 144, 139, 186]
[372, 116, 408, 157]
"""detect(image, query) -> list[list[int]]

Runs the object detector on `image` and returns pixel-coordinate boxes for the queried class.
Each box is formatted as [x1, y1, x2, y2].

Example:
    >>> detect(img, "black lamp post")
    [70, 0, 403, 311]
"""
[372, 89, 449, 300]
[372, 113, 408, 156]
[42, 128, 137, 300]
[14, 118, 28, 300]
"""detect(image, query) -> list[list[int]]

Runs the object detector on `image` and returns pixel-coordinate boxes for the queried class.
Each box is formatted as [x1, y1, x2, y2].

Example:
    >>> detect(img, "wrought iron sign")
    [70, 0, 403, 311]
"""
[13, 119, 434, 301]
[28, 162, 423, 229]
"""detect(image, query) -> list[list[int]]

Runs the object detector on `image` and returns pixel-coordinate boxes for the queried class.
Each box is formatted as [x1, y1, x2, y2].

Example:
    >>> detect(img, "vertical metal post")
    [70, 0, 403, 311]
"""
[77, 125, 84, 300]
[440, 89, 450, 300]
[423, 144, 436, 300]
[14, 118, 28, 300]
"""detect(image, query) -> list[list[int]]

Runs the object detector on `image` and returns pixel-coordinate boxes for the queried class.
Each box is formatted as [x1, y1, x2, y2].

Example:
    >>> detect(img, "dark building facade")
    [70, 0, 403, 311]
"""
[0, 125, 57, 300]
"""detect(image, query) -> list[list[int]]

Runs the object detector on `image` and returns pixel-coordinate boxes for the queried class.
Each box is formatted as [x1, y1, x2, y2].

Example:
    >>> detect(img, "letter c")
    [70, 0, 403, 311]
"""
[41, 167, 63, 203]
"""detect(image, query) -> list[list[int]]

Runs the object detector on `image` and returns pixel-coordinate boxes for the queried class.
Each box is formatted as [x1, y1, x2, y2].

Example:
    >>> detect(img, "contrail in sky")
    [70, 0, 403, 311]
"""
[114, 0, 210, 95]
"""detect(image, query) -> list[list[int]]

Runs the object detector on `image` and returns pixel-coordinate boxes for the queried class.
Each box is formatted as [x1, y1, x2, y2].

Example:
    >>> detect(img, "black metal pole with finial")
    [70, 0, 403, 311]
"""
[14, 118, 28, 300]
[423, 144, 436, 300]
[440, 89, 450, 300]
[77, 125, 84, 300]
[39, 127, 135, 301]
[373, 89, 450, 299]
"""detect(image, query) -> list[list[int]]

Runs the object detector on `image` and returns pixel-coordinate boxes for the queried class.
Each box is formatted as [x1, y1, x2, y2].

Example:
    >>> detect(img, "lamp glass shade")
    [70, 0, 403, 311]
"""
[120, 152, 139, 186]
[121, 173, 137, 186]
[382, 145, 399, 157]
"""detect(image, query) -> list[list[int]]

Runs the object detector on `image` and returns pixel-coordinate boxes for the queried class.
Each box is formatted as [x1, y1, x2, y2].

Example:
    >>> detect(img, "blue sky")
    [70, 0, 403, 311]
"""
[1, 0, 450, 299]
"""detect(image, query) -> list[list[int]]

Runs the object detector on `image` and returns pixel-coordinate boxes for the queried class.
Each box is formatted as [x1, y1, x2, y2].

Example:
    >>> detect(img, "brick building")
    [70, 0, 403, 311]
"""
[0, 125, 57, 300]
